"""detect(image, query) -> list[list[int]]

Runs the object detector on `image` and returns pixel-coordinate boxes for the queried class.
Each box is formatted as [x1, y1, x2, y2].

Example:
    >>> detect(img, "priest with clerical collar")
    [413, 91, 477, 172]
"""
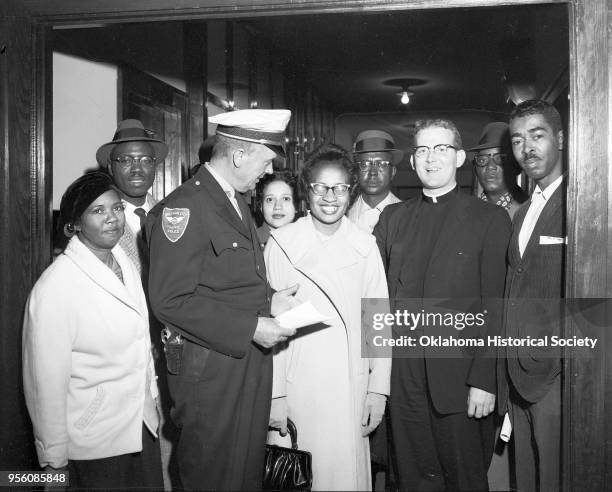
[373, 118, 512, 492]
[469, 121, 528, 221]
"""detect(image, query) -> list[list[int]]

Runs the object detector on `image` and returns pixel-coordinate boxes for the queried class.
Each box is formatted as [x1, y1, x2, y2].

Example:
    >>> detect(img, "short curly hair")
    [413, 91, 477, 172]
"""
[299, 143, 358, 205]
[510, 99, 563, 133]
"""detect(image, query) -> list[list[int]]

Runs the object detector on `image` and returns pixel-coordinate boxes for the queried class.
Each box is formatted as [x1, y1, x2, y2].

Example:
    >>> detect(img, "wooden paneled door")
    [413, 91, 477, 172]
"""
[119, 65, 188, 200]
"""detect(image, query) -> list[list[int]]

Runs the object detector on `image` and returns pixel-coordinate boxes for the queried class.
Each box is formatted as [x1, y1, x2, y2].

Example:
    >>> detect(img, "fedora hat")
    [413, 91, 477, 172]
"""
[96, 119, 169, 167]
[352, 130, 404, 164]
[467, 122, 511, 152]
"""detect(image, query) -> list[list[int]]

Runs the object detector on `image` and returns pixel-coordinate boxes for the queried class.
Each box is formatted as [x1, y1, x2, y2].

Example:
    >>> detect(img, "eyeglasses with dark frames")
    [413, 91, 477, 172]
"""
[112, 155, 156, 170]
[308, 183, 352, 197]
[473, 153, 507, 167]
[356, 160, 392, 172]
[413, 144, 457, 159]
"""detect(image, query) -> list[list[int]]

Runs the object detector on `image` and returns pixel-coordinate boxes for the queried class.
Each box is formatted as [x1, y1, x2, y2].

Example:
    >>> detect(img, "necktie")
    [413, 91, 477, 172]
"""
[134, 207, 147, 231]
[518, 191, 546, 257]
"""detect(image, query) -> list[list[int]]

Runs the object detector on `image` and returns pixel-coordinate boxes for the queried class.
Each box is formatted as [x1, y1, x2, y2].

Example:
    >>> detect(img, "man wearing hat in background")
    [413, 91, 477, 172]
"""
[96, 119, 168, 272]
[469, 122, 528, 221]
[96, 119, 177, 491]
[145, 109, 298, 490]
[348, 129, 404, 233]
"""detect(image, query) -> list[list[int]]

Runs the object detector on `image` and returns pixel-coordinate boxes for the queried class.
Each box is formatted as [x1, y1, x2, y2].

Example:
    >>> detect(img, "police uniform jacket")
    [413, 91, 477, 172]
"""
[145, 164, 272, 489]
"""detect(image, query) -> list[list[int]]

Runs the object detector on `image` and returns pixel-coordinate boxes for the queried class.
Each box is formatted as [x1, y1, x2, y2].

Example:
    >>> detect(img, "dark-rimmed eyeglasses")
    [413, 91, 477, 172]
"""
[473, 153, 507, 167]
[309, 183, 351, 197]
[413, 144, 457, 159]
[356, 160, 392, 172]
[112, 155, 156, 170]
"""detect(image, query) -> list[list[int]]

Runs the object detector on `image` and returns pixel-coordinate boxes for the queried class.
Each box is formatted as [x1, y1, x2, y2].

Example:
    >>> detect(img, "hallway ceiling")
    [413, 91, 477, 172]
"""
[51, 4, 568, 118]
[241, 4, 568, 115]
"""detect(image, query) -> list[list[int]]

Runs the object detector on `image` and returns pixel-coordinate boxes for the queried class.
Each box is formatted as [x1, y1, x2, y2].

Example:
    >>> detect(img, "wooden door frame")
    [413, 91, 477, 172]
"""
[7, 0, 610, 487]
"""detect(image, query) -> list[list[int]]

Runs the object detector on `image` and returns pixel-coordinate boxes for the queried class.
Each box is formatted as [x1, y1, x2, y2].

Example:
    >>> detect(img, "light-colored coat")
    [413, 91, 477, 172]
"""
[264, 216, 391, 491]
[22, 235, 158, 468]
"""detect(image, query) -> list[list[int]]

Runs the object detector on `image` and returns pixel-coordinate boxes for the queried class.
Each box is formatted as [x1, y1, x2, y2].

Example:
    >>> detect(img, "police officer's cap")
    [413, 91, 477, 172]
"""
[209, 109, 291, 157]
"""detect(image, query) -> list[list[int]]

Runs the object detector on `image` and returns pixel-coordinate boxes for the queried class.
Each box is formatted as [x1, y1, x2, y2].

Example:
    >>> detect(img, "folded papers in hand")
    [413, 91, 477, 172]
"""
[275, 301, 331, 329]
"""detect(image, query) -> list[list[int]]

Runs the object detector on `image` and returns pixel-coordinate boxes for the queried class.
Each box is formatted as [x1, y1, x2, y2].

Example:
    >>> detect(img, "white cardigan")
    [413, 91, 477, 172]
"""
[22, 235, 158, 468]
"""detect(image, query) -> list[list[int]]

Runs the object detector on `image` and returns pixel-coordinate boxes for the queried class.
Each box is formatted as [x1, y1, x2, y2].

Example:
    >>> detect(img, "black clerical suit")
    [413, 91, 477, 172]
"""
[374, 188, 511, 491]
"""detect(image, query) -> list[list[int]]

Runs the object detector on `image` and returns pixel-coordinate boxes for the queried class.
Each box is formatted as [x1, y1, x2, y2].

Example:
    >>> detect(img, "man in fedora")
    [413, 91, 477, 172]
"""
[348, 129, 404, 233]
[96, 119, 168, 272]
[145, 109, 298, 490]
[96, 119, 176, 491]
[469, 122, 528, 221]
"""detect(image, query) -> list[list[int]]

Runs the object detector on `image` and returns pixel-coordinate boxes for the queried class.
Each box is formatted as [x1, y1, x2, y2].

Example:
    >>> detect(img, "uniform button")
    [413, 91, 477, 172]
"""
[195, 180, 200, 185]
[517, 267, 524, 273]
[267, 296, 271, 303]
[232, 242, 238, 248]
[256, 265, 260, 270]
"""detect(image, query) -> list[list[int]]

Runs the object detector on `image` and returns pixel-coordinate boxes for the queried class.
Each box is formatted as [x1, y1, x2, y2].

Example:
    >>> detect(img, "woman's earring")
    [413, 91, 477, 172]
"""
[63, 222, 76, 238]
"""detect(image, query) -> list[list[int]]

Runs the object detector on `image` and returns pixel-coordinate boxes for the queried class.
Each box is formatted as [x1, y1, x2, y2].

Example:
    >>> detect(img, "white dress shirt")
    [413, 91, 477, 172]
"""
[205, 163, 242, 219]
[347, 192, 401, 233]
[518, 174, 564, 257]
[122, 193, 156, 234]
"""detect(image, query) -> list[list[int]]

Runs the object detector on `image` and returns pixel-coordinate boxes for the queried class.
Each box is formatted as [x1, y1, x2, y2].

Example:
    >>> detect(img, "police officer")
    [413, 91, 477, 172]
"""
[145, 109, 297, 491]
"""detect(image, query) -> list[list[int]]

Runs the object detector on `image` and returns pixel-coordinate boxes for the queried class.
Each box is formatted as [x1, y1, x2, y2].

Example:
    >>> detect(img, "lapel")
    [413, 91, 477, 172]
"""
[271, 216, 370, 324]
[508, 201, 530, 266]
[118, 223, 141, 273]
[64, 236, 144, 317]
[197, 166, 251, 240]
[236, 192, 268, 283]
[515, 185, 564, 263]
[391, 198, 421, 248]
[428, 191, 470, 265]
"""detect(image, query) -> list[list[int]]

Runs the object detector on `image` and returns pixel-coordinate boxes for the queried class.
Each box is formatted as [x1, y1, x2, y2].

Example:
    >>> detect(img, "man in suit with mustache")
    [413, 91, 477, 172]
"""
[499, 99, 566, 492]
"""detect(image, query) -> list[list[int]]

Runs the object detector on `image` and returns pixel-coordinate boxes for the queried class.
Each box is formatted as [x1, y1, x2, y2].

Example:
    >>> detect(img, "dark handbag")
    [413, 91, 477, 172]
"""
[263, 418, 312, 491]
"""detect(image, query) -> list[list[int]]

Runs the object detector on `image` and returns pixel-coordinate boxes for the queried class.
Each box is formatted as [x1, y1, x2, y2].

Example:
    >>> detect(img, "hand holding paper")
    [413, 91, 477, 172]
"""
[275, 301, 331, 330]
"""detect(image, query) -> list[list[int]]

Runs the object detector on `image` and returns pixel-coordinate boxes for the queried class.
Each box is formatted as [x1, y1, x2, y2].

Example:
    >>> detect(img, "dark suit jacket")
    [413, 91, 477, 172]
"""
[374, 191, 511, 414]
[498, 183, 565, 409]
[145, 165, 272, 489]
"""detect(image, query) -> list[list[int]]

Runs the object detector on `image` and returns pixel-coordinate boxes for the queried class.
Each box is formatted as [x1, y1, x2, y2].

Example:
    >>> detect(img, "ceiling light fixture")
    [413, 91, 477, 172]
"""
[384, 78, 426, 108]
[397, 89, 414, 105]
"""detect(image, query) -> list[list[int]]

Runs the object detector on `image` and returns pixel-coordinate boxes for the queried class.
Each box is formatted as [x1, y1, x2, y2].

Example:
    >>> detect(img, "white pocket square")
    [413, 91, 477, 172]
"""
[539, 235, 566, 245]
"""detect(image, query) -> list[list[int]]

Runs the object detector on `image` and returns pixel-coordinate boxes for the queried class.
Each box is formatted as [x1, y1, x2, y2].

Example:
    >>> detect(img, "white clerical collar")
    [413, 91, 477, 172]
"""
[423, 184, 457, 203]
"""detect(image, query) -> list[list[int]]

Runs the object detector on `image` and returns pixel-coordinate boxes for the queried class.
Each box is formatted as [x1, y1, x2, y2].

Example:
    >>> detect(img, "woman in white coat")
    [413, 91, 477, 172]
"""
[265, 144, 391, 491]
[22, 172, 163, 490]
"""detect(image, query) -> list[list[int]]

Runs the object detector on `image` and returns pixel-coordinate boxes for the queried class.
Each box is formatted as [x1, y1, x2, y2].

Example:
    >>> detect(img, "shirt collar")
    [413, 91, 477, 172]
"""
[534, 174, 564, 201]
[422, 185, 458, 204]
[357, 191, 398, 212]
[205, 163, 235, 199]
[122, 194, 154, 213]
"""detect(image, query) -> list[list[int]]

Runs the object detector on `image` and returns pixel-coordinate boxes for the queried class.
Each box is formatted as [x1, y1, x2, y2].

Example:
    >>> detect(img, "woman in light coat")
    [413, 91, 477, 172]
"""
[265, 144, 391, 491]
[22, 172, 163, 490]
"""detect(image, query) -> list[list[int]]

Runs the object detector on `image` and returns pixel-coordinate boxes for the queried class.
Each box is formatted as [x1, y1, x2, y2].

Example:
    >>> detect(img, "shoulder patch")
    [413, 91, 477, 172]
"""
[162, 207, 190, 243]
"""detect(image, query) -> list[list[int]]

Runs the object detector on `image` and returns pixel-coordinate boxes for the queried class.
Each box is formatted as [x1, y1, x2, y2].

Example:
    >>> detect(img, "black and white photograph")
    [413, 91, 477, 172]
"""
[1, 0, 610, 491]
